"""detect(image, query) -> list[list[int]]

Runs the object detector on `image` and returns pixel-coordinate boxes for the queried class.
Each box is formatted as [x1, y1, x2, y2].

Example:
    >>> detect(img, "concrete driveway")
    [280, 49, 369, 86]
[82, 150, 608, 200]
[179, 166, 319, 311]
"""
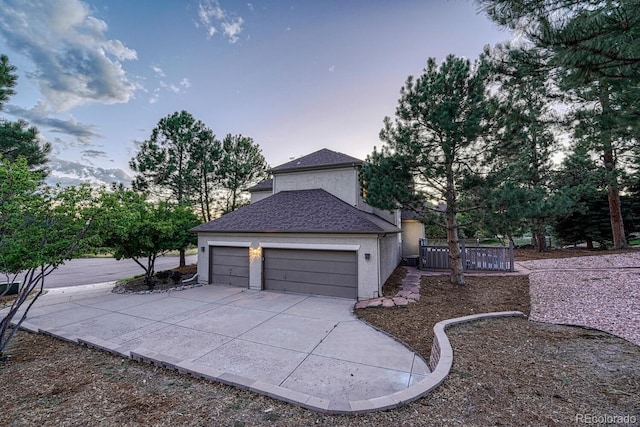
[7, 283, 430, 413]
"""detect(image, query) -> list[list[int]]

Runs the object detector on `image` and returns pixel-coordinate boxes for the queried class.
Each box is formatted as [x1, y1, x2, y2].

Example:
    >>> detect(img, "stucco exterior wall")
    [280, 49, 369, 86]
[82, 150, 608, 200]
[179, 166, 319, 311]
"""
[378, 233, 402, 286]
[196, 232, 386, 300]
[250, 191, 272, 204]
[401, 220, 425, 257]
[273, 167, 359, 206]
[356, 191, 400, 226]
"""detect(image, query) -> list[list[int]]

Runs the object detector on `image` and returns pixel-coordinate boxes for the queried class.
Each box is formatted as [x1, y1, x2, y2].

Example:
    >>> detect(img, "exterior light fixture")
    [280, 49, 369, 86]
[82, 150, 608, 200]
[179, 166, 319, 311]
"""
[364, 253, 370, 260]
[249, 247, 262, 261]
[200, 246, 205, 253]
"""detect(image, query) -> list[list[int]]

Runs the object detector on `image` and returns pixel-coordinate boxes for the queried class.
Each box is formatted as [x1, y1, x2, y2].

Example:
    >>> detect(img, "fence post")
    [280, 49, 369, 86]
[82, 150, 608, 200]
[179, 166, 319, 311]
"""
[509, 240, 515, 272]
[461, 240, 466, 272]
[418, 238, 427, 270]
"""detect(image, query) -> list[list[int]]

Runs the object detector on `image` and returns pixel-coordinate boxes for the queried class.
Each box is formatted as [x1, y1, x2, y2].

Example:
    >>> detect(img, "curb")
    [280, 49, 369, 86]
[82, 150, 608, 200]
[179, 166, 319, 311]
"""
[427, 311, 527, 374]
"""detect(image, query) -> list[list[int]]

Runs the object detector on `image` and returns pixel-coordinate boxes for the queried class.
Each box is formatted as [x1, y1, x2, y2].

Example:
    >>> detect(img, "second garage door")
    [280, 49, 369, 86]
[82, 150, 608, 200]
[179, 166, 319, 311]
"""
[263, 249, 357, 298]
[209, 246, 249, 287]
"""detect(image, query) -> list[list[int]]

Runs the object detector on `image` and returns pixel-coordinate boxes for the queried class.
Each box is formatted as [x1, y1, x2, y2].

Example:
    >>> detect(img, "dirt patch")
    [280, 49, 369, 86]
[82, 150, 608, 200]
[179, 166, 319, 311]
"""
[379, 266, 407, 297]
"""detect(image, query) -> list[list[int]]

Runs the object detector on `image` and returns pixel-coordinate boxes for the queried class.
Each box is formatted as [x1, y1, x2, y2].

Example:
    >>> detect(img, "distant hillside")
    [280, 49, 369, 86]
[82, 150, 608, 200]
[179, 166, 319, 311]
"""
[45, 158, 132, 188]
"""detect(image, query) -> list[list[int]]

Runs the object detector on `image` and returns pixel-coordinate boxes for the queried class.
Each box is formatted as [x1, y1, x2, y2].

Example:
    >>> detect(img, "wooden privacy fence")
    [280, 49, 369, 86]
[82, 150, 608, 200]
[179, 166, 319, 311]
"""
[419, 239, 514, 272]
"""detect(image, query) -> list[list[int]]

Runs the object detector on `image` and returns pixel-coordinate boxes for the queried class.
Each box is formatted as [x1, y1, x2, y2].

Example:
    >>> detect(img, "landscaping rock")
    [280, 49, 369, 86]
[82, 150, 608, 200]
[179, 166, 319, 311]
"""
[392, 297, 409, 307]
[367, 299, 383, 308]
[355, 301, 370, 310]
[382, 298, 395, 308]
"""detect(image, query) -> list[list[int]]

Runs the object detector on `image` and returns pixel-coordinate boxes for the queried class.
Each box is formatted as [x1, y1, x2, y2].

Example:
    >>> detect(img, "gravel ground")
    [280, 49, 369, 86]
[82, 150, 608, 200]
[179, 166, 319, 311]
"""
[521, 252, 640, 346]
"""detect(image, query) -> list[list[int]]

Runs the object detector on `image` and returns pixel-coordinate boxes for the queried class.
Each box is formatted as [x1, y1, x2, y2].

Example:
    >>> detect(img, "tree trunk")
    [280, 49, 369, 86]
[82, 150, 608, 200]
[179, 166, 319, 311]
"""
[445, 171, 464, 285]
[446, 215, 464, 285]
[179, 248, 186, 267]
[533, 221, 547, 252]
[600, 86, 628, 249]
[586, 239, 594, 250]
[608, 185, 628, 249]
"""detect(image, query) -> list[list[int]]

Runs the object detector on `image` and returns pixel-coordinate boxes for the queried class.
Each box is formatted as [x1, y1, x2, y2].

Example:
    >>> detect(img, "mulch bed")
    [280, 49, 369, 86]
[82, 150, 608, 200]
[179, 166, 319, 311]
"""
[357, 273, 531, 356]
[113, 264, 197, 293]
[0, 249, 638, 426]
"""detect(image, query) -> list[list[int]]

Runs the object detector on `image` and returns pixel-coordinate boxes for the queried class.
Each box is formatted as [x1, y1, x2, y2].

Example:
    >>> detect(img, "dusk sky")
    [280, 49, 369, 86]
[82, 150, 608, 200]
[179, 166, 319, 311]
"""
[0, 0, 512, 183]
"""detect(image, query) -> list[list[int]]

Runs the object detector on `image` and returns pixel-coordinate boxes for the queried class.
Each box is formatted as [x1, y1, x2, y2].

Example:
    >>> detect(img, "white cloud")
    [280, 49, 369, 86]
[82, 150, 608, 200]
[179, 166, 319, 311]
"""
[0, 0, 138, 113]
[150, 72, 190, 103]
[329, 65, 336, 72]
[159, 80, 180, 94]
[196, 0, 244, 44]
[198, 0, 225, 23]
[151, 65, 166, 78]
[222, 17, 244, 44]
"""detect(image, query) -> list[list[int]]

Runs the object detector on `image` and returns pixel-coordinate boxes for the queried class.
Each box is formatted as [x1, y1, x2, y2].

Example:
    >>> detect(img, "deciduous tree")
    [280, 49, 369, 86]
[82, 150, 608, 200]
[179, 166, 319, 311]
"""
[0, 157, 97, 357]
[97, 188, 199, 287]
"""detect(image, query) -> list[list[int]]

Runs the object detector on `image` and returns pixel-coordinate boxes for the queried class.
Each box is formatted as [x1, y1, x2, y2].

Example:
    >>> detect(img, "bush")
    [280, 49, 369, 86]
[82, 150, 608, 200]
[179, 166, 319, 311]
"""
[170, 271, 183, 284]
[156, 270, 171, 283]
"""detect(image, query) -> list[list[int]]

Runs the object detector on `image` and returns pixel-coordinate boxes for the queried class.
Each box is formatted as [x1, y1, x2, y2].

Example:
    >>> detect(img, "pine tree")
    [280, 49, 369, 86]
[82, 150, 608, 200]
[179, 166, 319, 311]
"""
[478, 0, 639, 248]
[476, 45, 561, 251]
[0, 55, 50, 175]
[361, 55, 490, 285]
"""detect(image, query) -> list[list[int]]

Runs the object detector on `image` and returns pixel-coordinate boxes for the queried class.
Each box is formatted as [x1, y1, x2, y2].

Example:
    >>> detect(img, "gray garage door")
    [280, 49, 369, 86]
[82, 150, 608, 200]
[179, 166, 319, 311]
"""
[209, 246, 249, 287]
[263, 249, 357, 298]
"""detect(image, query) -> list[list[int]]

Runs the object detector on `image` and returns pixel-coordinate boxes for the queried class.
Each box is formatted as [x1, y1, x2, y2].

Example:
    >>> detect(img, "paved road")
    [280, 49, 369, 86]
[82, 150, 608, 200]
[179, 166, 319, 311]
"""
[14, 255, 198, 289]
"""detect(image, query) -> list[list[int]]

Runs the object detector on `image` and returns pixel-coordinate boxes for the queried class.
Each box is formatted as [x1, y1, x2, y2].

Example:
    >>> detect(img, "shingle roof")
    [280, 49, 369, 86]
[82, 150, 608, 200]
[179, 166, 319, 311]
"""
[401, 210, 422, 220]
[270, 148, 363, 173]
[246, 178, 273, 192]
[192, 189, 400, 234]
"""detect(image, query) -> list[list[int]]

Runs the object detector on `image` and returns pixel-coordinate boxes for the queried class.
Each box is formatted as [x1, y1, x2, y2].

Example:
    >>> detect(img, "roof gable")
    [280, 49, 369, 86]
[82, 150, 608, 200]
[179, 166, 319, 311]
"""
[192, 189, 399, 234]
[246, 178, 273, 192]
[270, 149, 363, 174]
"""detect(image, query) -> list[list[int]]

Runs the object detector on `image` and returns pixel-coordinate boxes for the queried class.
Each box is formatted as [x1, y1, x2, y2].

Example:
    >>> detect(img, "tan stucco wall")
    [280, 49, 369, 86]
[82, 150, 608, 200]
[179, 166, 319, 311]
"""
[401, 220, 425, 257]
[197, 232, 396, 300]
[273, 167, 359, 206]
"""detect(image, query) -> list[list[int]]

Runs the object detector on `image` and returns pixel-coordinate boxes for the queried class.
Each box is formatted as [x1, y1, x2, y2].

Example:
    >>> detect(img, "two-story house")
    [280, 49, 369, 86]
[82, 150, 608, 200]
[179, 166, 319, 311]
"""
[192, 148, 421, 301]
